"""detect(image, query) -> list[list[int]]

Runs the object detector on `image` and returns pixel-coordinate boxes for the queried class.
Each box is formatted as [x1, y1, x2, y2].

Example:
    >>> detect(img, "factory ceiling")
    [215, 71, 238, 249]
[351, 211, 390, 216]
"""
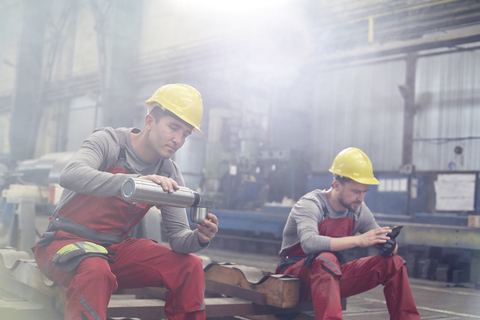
[307, 0, 480, 63]
[1, 0, 480, 113]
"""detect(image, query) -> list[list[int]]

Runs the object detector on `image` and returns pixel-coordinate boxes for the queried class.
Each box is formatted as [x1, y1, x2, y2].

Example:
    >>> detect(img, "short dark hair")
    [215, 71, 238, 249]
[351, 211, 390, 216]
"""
[149, 106, 169, 123]
[149, 105, 194, 130]
[331, 174, 352, 187]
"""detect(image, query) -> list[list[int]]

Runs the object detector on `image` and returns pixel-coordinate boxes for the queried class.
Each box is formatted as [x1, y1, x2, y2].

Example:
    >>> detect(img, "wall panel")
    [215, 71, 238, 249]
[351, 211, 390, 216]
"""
[415, 50, 480, 171]
[311, 60, 405, 172]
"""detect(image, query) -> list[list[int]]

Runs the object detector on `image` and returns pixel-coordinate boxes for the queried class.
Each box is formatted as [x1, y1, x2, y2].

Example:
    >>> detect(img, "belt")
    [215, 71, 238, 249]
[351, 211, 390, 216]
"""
[279, 251, 345, 271]
[278, 255, 304, 273]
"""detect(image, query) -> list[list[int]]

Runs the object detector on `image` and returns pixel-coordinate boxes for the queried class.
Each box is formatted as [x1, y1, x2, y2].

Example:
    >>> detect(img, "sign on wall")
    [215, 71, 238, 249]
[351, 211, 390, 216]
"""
[434, 174, 476, 212]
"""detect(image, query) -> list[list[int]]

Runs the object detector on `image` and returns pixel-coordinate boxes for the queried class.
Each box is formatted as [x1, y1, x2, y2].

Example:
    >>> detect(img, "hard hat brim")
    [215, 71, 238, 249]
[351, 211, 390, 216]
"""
[329, 168, 380, 185]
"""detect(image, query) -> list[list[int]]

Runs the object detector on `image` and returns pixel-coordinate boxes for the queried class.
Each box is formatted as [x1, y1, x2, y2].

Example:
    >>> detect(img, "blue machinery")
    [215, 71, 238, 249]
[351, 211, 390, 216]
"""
[211, 171, 480, 231]
[205, 171, 480, 286]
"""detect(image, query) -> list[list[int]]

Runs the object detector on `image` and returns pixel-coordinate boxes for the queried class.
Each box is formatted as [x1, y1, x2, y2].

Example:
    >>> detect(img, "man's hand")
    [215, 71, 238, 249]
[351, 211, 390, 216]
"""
[138, 175, 179, 193]
[356, 227, 392, 248]
[378, 238, 397, 257]
[377, 225, 402, 257]
[197, 213, 218, 244]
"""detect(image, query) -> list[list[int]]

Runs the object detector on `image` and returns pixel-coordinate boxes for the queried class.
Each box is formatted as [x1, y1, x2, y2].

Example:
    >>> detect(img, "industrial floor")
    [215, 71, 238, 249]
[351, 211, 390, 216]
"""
[199, 247, 480, 320]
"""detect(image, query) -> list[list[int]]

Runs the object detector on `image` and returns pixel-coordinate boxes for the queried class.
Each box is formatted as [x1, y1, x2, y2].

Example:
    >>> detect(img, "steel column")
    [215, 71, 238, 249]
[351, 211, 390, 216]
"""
[400, 53, 418, 215]
[90, 0, 143, 128]
[9, 0, 52, 160]
[401, 53, 417, 167]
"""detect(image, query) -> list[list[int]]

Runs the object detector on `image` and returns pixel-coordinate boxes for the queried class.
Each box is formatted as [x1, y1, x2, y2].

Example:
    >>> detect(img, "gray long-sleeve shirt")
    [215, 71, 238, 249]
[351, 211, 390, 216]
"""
[279, 189, 379, 256]
[53, 127, 205, 254]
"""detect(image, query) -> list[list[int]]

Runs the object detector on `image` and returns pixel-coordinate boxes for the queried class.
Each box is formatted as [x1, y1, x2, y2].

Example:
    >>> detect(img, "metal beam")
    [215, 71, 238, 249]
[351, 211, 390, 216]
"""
[310, 25, 480, 65]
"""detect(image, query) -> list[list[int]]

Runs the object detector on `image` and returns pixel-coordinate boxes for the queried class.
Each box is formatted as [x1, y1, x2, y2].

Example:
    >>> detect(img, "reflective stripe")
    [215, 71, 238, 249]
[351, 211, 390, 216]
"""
[198, 286, 205, 311]
[44, 260, 51, 277]
[80, 295, 101, 320]
[317, 255, 342, 276]
[75, 242, 106, 253]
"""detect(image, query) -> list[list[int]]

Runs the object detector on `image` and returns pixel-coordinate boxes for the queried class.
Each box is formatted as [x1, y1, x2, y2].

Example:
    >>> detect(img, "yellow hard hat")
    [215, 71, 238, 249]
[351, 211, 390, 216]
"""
[329, 147, 379, 185]
[146, 84, 203, 133]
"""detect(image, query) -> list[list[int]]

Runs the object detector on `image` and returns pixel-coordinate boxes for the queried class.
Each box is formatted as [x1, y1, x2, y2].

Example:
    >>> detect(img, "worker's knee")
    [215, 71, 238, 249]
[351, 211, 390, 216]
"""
[165, 254, 205, 300]
[76, 257, 117, 290]
[175, 253, 204, 279]
[187, 254, 204, 275]
[310, 252, 342, 278]
[385, 254, 406, 270]
[378, 254, 407, 283]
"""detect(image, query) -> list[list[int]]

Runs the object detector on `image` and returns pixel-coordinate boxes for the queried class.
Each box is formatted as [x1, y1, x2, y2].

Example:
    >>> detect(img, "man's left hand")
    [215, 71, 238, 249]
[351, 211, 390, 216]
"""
[197, 213, 218, 244]
[378, 238, 397, 257]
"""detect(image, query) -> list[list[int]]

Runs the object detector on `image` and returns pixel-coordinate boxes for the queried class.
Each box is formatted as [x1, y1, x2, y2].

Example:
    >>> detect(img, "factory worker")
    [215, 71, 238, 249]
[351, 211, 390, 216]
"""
[32, 84, 218, 320]
[276, 147, 420, 320]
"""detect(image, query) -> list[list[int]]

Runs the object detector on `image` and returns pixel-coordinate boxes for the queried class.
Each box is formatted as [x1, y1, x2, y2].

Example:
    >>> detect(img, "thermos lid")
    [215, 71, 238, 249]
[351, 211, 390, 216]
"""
[122, 178, 135, 200]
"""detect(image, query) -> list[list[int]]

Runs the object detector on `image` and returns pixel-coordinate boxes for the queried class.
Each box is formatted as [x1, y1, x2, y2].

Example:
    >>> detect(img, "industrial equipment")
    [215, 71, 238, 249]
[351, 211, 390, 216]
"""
[0, 152, 75, 256]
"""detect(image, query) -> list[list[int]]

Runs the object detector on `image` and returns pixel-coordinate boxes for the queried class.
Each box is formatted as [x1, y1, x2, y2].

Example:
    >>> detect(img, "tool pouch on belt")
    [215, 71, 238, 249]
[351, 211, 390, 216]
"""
[52, 242, 115, 273]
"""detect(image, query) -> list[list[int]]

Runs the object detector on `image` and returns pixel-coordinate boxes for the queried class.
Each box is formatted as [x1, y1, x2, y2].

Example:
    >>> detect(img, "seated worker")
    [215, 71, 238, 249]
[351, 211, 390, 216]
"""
[276, 147, 420, 320]
[32, 84, 218, 320]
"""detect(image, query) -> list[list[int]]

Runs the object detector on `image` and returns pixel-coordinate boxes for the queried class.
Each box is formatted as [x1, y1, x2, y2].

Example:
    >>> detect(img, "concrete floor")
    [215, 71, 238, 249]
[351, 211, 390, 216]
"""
[199, 247, 480, 320]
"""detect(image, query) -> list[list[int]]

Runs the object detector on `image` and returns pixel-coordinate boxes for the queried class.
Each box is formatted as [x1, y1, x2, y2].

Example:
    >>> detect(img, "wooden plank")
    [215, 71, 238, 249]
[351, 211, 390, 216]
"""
[130, 286, 167, 299]
[107, 298, 166, 319]
[107, 297, 304, 319]
[205, 279, 266, 305]
[204, 264, 300, 308]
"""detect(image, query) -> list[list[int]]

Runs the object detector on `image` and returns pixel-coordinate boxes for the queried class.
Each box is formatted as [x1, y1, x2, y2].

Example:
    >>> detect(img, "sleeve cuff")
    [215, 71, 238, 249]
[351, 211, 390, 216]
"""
[199, 240, 210, 248]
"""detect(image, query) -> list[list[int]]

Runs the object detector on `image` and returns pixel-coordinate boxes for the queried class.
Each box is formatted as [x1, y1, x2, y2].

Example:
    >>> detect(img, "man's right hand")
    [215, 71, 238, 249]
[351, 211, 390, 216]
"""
[356, 227, 392, 248]
[330, 226, 392, 252]
[138, 175, 179, 193]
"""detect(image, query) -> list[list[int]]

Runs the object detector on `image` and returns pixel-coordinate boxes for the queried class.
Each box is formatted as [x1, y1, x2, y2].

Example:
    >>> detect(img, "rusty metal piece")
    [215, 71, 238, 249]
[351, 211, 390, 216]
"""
[205, 279, 266, 305]
[204, 263, 300, 308]
[0, 248, 67, 313]
[208, 262, 269, 284]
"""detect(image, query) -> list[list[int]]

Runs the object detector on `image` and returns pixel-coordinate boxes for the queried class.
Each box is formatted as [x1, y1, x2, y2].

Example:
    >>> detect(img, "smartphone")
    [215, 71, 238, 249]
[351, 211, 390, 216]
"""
[388, 225, 403, 239]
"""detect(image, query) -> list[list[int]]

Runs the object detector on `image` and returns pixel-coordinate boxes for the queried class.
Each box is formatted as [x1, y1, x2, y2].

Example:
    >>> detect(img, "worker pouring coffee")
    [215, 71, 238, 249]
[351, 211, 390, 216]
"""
[33, 84, 218, 320]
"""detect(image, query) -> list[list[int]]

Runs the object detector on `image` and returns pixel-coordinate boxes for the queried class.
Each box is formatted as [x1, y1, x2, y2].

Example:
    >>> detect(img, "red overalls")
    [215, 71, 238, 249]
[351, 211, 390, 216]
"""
[277, 211, 420, 320]
[33, 154, 205, 320]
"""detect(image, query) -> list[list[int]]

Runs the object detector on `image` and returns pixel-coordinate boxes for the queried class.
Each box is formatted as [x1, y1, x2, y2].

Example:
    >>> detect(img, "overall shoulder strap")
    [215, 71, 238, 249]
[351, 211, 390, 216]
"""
[316, 196, 331, 220]
[114, 128, 166, 175]
[114, 129, 127, 167]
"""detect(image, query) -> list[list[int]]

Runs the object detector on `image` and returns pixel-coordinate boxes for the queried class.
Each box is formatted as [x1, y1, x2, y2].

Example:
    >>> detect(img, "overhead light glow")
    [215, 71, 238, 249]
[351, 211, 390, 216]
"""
[170, 0, 291, 15]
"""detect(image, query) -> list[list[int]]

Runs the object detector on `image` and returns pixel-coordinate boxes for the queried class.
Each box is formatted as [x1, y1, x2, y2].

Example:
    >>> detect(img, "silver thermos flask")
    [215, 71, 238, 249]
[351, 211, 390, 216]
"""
[121, 177, 201, 208]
